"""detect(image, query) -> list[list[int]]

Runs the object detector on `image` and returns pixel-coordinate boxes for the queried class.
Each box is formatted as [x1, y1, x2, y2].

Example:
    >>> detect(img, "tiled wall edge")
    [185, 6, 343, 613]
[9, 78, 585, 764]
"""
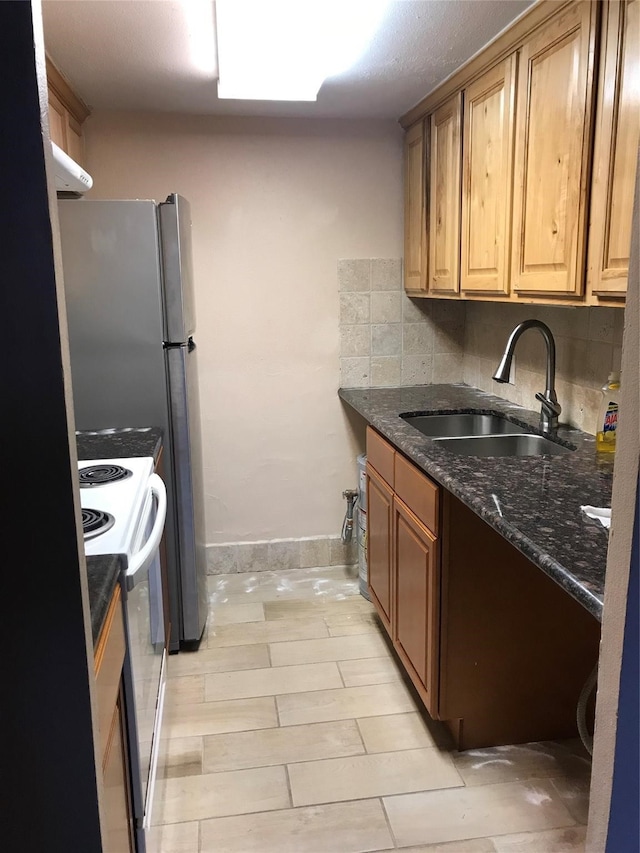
[206, 536, 358, 575]
[338, 258, 466, 389]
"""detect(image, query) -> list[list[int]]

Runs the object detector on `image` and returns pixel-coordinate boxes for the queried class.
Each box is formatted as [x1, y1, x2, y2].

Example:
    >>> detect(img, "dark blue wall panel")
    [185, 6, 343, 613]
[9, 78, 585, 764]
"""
[1, 3, 103, 850]
[606, 477, 640, 852]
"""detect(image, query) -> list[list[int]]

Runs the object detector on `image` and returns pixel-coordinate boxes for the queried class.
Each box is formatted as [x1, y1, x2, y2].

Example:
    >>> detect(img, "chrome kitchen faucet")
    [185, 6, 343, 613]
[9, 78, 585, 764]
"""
[493, 320, 561, 437]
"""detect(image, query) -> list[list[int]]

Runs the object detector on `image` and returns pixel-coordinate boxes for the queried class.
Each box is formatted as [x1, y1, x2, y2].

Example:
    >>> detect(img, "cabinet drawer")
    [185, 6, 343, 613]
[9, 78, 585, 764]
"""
[94, 586, 126, 762]
[366, 427, 395, 488]
[394, 453, 439, 535]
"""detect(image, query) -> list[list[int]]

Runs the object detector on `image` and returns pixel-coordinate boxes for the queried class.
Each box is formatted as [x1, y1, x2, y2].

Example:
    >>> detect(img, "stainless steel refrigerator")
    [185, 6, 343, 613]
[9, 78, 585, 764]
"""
[59, 194, 208, 650]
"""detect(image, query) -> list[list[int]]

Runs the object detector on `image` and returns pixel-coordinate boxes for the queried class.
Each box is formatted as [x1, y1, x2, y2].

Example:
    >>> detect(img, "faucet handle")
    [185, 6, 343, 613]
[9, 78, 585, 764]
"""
[535, 392, 562, 418]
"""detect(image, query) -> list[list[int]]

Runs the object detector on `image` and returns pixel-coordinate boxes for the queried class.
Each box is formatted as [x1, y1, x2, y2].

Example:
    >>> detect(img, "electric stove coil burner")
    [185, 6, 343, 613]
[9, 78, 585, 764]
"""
[82, 508, 115, 540]
[79, 464, 132, 487]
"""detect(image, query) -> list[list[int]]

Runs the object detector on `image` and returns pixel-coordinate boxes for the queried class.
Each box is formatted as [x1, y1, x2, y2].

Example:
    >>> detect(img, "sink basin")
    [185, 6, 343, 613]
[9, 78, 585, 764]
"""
[432, 433, 573, 457]
[401, 412, 528, 438]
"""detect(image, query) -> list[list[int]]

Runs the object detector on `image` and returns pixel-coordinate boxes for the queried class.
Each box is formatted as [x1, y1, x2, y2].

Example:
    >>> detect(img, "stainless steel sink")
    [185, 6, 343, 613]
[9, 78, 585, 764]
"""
[401, 412, 528, 438]
[432, 433, 572, 457]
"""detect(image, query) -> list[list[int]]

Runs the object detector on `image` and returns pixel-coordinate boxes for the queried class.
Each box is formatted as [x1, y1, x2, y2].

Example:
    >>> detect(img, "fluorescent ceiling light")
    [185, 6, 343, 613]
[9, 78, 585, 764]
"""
[216, 0, 389, 101]
[184, 0, 218, 76]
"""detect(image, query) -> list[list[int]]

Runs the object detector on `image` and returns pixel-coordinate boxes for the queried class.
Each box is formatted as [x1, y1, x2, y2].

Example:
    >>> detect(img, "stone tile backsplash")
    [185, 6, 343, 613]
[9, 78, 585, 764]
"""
[337, 260, 624, 433]
[462, 302, 625, 433]
[338, 259, 466, 388]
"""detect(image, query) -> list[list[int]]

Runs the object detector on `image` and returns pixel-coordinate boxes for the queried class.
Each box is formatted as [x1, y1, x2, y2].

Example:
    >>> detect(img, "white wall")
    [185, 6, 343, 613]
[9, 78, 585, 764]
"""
[84, 112, 403, 544]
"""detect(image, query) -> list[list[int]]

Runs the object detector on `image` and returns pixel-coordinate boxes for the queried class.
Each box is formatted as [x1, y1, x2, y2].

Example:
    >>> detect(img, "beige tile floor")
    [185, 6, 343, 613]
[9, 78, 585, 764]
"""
[152, 566, 591, 853]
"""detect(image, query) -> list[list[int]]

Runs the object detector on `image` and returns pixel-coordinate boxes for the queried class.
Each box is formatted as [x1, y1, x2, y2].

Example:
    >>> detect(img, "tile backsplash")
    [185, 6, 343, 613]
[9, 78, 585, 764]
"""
[338, 261, 625, 435]
[338, 259, 466, 388]
[462, 302, 625, 433]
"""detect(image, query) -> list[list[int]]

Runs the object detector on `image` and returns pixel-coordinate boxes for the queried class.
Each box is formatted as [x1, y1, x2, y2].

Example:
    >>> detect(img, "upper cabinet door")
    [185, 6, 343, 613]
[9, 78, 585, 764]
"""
[65, 114, 85, 166]
[429, 93, 462, 294]
[404, 121, 428, 294]
[461, 56, 517, 294]
[511, 2, 598, 296]
[587, 0, 640, 300]
[46, 58, 90, 167]
[48, 89, 67, 151]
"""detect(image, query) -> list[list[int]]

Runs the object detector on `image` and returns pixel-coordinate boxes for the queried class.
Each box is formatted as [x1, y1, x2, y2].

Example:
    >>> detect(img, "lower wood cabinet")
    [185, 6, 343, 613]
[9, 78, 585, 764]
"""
[95, 586, 135, 853]
[366, 426, 601, 750]
[393, 496, 439, 718]
[366, 462, 393, 633]
[102, 688, 134, 853]
[366, 426, 441, 718]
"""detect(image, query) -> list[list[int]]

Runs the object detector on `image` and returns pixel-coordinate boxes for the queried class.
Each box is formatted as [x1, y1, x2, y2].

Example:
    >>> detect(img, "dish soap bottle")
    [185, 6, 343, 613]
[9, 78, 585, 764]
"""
[596, 372, 621, 453]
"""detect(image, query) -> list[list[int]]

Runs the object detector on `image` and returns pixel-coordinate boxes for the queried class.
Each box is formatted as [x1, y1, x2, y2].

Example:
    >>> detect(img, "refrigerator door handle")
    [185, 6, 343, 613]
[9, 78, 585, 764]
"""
[165, 344, 208, 644]
[158, 194, 196, 341]
[188, 337, 196, 352]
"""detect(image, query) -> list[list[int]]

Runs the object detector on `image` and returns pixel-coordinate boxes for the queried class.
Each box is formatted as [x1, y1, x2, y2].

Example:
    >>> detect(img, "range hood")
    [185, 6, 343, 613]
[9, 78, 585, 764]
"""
[51, 141, 93, 195]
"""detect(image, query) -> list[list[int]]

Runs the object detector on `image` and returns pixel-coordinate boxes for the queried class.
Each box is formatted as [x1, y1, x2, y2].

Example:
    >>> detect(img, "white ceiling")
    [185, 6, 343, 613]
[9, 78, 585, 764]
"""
[42, 0, 533, 120]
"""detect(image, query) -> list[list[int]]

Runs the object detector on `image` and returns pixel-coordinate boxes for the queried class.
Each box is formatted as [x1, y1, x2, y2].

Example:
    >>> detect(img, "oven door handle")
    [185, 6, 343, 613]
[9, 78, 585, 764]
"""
[126, 474, 167, 591]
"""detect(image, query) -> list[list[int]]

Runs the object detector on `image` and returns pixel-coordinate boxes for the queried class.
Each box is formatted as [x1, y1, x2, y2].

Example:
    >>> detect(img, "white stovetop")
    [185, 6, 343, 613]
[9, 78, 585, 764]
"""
[79, 457, 154, 558]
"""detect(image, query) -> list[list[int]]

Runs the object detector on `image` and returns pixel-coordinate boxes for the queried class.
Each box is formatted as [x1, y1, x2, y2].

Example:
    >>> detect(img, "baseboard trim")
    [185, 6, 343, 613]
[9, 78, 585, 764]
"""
[205, 536, 358, 575]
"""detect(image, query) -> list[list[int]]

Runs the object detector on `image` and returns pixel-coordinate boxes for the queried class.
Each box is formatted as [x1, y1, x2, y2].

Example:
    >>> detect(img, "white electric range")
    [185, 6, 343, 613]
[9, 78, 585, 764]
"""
[79, 457, 168, 851]
[80, 457, 154, 554]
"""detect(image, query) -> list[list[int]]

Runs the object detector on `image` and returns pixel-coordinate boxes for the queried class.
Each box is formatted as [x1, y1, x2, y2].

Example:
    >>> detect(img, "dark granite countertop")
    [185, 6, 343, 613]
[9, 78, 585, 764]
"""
[76, 427, 163, 464]
[339, 384, 613, 621]
[78, 427, 163, 646]
[87, 555, 124, 647]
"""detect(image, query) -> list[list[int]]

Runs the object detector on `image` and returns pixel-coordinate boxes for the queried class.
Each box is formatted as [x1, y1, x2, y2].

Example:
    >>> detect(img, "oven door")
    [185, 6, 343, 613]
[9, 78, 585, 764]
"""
[121, 474, 167, 850]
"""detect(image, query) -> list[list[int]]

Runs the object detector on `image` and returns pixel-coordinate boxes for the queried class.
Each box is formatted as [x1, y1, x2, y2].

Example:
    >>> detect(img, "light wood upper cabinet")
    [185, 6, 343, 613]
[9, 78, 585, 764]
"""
[461, 56, 517, 295]
[402, 0, 632, 307]
[46, 57, 90, 166]
[587, 0, 640, 301]
[404, 121, 428, 293]
[510, 2, 598, 296]
[47, 89, 68, 151]
[429, 93, 462, 294]
[65, 114, 85, 165]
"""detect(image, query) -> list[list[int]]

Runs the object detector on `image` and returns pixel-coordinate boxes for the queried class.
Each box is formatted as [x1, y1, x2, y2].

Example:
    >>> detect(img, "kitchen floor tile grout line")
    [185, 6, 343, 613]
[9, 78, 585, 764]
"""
[283, 763, 294, 809]
[379, 795, 400, 849]
[199, 742, 444, 775]
[157, 792, 411, 826]
[159, 784, 518, 829]
[354, 717, 370, 754]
